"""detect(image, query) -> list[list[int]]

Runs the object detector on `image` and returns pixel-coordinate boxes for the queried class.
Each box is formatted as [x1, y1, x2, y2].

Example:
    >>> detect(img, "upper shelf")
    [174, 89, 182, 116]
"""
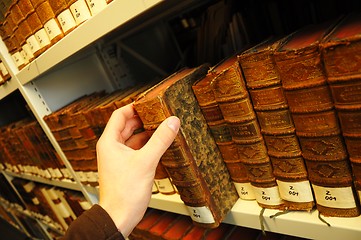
[16, 0, 164, 85]
[149, 193, 361, 240]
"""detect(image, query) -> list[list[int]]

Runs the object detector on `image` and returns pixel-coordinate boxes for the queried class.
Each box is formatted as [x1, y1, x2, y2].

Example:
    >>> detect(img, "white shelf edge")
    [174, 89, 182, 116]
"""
[3, 171, 81, 191]
[16, 0, 163, 85]
[149, 193, 361, 240]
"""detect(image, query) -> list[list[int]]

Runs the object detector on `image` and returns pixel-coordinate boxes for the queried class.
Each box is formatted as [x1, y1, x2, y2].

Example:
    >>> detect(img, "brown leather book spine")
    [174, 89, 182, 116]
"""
[321, 13, 361, 206]
[134, 65, 238, 228]
[274, 21, 360, 217]
[210, 56, 284, 210]
[192, 72, 255, 201]
[154, 162, 176, 195]
[239, 39, 314, 211]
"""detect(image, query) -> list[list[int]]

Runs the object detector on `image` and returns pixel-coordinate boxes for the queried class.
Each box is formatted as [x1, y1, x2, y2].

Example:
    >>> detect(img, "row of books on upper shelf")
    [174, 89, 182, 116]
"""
[0, 174, 91, 232]
[0, 0, 113, 70]
[129, 208, 308, 240]
[29, 11, 361, 229]
[0, 116, 74, 182]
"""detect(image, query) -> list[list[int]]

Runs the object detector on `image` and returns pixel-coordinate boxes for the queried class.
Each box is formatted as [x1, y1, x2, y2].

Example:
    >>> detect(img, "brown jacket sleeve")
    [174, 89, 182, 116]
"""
[62, 204, 125, 240]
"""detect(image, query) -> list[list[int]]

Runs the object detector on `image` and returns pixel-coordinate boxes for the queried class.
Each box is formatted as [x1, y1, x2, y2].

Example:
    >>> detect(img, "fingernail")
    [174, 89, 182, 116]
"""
[167, 116, 180, 133]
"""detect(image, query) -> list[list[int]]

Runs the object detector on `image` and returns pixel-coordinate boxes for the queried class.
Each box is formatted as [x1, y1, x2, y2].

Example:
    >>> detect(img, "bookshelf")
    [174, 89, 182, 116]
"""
[0, 0, 360, 239]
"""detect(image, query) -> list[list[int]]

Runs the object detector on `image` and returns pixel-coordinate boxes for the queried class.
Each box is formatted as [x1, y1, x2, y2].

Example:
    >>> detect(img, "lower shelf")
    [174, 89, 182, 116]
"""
[149, 193, 361, 240]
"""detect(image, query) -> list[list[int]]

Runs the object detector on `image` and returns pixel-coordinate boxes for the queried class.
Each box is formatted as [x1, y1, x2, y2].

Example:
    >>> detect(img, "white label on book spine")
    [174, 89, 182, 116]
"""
[0, 62, 8, 75]
[57, 10, 77, 33]
[86, 0, 107, 15]
[312, 185, 357, 209]
[76, 171, 88, 182]
[70, 0, 92, 25]
[186, 205, 215, 224]
[234, 182, 256, 200]
[154, 178, 174, 194]
[358, 191, 361, 205]
[35, 28, 51, 48]
[44, 19, 63, 40]
[12, 51, 24, 67]
[79, 200, 92, 210]
[252, 186, 283, 205]
[277, 180, 314, 202]
[22, 43, 34, 60]
[26, 35, 41, 54]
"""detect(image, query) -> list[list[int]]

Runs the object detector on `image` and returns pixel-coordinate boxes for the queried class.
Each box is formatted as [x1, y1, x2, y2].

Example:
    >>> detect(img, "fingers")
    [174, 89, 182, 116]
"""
[139, 116, 180, 167]
[101, 103, 142, 143]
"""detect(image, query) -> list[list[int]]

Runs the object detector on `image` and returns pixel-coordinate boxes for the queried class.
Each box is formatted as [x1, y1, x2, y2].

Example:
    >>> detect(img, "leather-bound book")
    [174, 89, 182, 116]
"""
[210, 55, 284, 210]
[134, 65, 239, 228]
[148, 212, 180, 239]
[154, 162, 176, 195]
[274, 20, 360, 217]
[130, 209, 165, 240]
[161, 215, 193, 240]
[239, 38, 315, 211]
[192, 64, 255, 201]
[321, 13, 361, 205]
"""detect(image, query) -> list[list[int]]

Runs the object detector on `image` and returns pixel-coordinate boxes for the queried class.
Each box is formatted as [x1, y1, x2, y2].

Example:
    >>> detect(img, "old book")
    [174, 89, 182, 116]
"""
[192, 64, 255, 201]
[239, 38, 315, 211]
[321, 13, 361, 205]
[154, 162, 176, 195]
[161, 215, 193, 240]
[134, 65, 239, 228]
[210, 55, 284, 210]
[274, 20, 360, 217]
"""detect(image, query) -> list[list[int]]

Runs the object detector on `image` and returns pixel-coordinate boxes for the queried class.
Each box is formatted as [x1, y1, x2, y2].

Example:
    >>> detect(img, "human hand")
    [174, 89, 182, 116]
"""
[96, 103, 180, 238]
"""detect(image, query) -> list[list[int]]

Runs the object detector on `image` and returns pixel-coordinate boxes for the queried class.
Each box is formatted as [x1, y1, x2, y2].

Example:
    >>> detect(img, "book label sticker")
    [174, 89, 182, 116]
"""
[70, 0, 92, 25]
[57, 10, 77, 33]
[234, 182, 256, 200]
[252, 186, 283, 205]
[44, 19, 63, 40]
[277, 180, 314, 202]
[155, 178, 175, 194]
[26, 35, 41, 54]
[35, 29, 51, 48]
[85, 0, 107, 15]
[312, 185, 357, 208]
[186, 206, 215, 224]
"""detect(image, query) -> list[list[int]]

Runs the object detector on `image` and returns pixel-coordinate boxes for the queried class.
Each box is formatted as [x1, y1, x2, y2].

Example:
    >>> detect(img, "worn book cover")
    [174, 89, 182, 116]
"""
[210, 55, 284, 210]
[321, 13, 361, 206]
[192, 62, 255, 201]
[134, 64, 238, 228]
[239, 38, 314, 211]
[274, 20, 360, 217]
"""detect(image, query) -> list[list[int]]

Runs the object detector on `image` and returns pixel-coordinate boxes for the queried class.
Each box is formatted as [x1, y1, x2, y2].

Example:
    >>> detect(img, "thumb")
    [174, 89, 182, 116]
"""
[139, 116, 180, 166]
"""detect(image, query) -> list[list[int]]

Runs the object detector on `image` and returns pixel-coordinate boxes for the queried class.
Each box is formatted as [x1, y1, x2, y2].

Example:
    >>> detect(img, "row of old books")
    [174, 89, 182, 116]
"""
[42, 82, 156, 186]
[0, 117, 74, 182]
[0, 0, 112, 70]
[129, 208, 307, 240]
[132, 12, 361, 228]
[8, 177, 91, 232]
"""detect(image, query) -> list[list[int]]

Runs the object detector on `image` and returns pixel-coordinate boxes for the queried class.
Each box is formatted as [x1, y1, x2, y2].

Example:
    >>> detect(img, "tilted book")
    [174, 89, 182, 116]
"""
[209, 55, 284, 210]
[134, 65, 239, 228]
[239, 38, 315, 211]
[274, 20, 360, 217]
[321, 13, 361, 205]
[192, 63, 255, 201]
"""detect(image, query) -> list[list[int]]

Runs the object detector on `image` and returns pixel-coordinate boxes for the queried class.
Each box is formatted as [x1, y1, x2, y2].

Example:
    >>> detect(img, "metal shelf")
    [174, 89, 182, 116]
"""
[149, 193, 361, 240]
[16, 0, 163, 85]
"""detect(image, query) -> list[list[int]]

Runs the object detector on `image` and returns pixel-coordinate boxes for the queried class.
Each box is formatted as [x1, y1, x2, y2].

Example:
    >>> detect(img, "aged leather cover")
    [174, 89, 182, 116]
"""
[321, 12, 361, 206]
[210, 55, 284, 210]
[192, 64, 254, 201]
[134, 65, 238, 228]
[274, 20, 360, 217]
[239, 38, 314, 211]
